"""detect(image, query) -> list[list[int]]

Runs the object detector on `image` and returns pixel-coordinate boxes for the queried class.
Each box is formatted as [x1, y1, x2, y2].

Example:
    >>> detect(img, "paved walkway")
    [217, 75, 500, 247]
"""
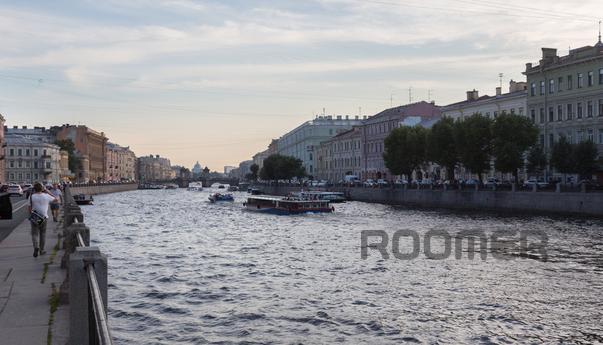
[0, 213, 69, 345]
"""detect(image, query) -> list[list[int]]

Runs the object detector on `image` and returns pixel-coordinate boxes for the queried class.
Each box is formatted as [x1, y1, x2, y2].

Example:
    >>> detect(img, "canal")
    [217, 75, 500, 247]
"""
[83, 189, 603, 344]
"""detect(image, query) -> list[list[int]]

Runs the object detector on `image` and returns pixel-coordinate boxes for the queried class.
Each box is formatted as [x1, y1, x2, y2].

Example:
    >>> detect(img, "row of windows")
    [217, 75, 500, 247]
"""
[7, 148, 50, 157]
[329, 139, 361, 153]
[324, 156, 362, 169]
[367, 121, 396, 136]
[7, 160, 52, 169]
[368, 141, 384, 154]
[483, 107, 525, 118]
[530, 99, 603, 123]
[541, 128, 603, 148]
[7, 172, 41, 181]
[530, 68, 603, 96]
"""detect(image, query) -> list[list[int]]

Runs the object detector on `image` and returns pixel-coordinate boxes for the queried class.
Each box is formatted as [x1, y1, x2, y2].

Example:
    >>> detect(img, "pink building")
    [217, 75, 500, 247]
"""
[361, 101, 441, 180]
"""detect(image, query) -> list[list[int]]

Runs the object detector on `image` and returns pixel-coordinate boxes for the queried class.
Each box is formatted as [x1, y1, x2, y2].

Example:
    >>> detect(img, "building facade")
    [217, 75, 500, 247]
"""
[277, 115, 363, 177]
[4, 135, 62, 184]
[362, 101, 441, 180]
[0, 115, 5, 184]
[55, 125, 108, 182]
[524, 43, 603, 175]
[137, 155, 173, 182]
[441, 80, 527, 120]
[105, 142, 137, 182]
[316, 127, 363, 182]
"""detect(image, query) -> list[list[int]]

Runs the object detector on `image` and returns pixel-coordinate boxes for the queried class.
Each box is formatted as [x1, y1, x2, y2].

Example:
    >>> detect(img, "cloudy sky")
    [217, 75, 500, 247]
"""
[1, 0, 601, 170]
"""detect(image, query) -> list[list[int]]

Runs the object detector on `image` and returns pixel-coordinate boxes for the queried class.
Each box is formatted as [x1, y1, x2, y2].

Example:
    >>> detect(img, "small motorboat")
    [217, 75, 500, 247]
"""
[73, 194, 94, 205]
[208, 193, 234, 203]
[227, 186, 239, 192]
[187, 182, 203, 191]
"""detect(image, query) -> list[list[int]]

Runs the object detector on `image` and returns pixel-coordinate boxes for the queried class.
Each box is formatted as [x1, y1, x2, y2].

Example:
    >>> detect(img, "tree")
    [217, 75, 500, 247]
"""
[247, 163, 259, 181]
[55, 139, 81, 173]
[491, 113, 539, 181]
[259, 154, 306, 181]
[550, 136, 574, 180]
[574, 140, 599, 180]
[383, 125, 428, 179]
[426, 116, 458, 180]
[526, 145, 547, 177]
[454, 114, 493, 181]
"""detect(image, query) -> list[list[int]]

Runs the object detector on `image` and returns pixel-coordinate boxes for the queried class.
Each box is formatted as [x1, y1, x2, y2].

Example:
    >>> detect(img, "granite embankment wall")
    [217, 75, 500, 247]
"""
[260, 185, 603, 217]
[70, 183, 138, 196]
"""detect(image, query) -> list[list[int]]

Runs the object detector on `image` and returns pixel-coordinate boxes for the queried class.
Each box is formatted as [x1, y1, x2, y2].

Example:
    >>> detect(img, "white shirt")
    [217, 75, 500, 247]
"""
[30, 193, 56, 219]
[50, 188, 62, 202]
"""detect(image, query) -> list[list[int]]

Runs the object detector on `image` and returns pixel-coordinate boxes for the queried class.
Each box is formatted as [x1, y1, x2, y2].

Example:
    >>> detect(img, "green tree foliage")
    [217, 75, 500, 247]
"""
[550, 136, 574, 175]
[247, 163, 259, 181]
[526, 145, 547, 176]
[574, 140, 599, 180]
[426, 116, 457, 179]
[383, 125, 428, 179]
[453, 114, 493, 181]
[259, 154, 306, 181]
[491, 113, 539, 180]
[55, 139, 81, 173]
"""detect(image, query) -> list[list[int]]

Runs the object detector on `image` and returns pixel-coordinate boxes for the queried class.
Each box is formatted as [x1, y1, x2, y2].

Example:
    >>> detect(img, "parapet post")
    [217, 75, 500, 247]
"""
[69, 246, 108, 345]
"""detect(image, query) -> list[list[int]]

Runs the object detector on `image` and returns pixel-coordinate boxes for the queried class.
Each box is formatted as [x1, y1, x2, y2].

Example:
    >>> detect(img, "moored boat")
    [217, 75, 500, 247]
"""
[227, 185, 239, 192]
[73, 194, 94, 205]
[208, 193, 234, 202]
[244, 195, 334, 215]
[187, 182, 203, 191]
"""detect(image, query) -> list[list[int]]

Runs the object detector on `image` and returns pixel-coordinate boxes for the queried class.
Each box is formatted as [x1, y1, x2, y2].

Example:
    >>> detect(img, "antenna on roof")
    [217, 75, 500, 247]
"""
[428, 89, 433, 102]
[408, 87, 412, 103]
[498, 73, 504, 88]
[599, 20, 602, 44]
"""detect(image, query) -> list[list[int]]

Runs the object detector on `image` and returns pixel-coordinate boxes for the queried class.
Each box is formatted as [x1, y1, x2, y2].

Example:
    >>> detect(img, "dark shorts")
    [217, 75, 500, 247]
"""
[50, 203, 60, 210]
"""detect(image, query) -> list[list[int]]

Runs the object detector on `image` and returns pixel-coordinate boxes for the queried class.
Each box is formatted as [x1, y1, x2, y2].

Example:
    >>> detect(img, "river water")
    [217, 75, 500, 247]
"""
[83, 189, 603, 344]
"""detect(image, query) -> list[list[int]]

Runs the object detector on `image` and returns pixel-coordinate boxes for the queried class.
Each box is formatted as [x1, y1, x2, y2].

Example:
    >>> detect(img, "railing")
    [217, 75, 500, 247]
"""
[62, 187, 114, 345]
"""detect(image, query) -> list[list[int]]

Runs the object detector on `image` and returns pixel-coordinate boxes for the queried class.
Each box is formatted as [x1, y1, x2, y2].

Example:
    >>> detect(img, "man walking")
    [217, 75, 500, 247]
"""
[49, 183, 63, 222]
[28, 183, 58, 257]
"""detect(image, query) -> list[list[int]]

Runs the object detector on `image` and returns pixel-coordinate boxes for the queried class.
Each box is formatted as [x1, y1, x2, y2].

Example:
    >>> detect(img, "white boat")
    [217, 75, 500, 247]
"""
[293, 191, 347, 203]
[187, 182, 203, 191]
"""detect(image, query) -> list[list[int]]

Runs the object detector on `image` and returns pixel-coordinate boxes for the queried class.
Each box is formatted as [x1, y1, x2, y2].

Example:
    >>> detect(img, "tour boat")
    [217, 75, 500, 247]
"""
[208, 193, 234, 202]
[187, 182, 203, 191]
[294, 191, 347, 203]
[244, 195, 334, 215]
[73, 194, 94, 205]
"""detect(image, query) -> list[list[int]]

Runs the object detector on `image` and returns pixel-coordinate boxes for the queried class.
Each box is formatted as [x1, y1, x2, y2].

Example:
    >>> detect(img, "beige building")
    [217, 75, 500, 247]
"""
[524, 41, 603, 181]
[316, 127, 363, 182]
[106, 142, 137, 182]
[137, 154, 172, 182]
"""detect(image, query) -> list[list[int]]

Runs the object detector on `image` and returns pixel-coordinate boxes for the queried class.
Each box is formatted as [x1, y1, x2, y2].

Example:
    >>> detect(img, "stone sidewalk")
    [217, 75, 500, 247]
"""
[0, 216, 69, 345]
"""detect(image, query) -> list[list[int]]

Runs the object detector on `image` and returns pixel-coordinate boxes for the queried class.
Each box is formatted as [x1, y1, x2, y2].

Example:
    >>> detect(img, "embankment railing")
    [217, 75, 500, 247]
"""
[62, 187, 113, 345]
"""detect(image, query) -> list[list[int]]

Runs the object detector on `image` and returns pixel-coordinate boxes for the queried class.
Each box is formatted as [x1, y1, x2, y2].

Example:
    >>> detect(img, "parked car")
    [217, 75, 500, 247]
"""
[523, 179, 549, 188]
[363, 179, 376, 187]
[7, 185, 24, 196]
[376, 179, 389, 187]
[419, 178, 433, 185]
[394, 179, 408, 186]
[464, 179, 480, 186]
[484, 178, 500, 188]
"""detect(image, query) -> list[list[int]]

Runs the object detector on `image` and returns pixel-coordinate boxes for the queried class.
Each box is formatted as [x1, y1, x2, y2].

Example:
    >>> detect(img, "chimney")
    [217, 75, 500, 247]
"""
[345, 115, 349, 120]
[525, 63, 532, 71]
[355, 115, 359, 120]
[22, 126, 27, 129]
[13, 126, 17, 129]
[466, 90, 479, 101]
[495, 87, 502, 96]
[336, 115, 342, 120]
[541, 48, 558, 66]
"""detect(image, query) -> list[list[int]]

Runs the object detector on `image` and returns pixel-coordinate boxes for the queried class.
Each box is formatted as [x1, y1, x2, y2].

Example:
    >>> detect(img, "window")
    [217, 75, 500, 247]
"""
[17, 149, 22, 156]
[46, 162, 51, 169]
[588, 71, 594, 86]
[530, 109, 536, 123]
[539, 134, 545, 147]
[588, 129, 594, 142]
[577, 130, 584, 142]
[558, 76, 563, 91]
[26, 173, 30, 180]
[519, 107, 524, 115]
[587, 101, 593, 117]
[578, 73, 584, 88]
[600, 129, 603, 144]
[33, 149, 38, 156]
[567, 75, 573, 89]
[9, 160, 14, 168]
[577, 102, 583, 118]
[25, 149, 30, 156]
[17, 161, 22, 168]
[549, 79, 555, 93]
[540, 81, 545, 95]
[549, 134, 554, 148]
[9, 173, 14, 180]
[34, 161, 38, 169]
[600, 99, 603, 116]
[557, 105, 563, 121]
[567, 104, 573, 120]
[530, 82, 536, 96]
[9, 149, 14, 156]
[548, 107, 554, 122]
[600, 68, 603, 85]
[493, 111, 498, 118]
[539, 108, 545, 123]
[510, 108, 515, 114]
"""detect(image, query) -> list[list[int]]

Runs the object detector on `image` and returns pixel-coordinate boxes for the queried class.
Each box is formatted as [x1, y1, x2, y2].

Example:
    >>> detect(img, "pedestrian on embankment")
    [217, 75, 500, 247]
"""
[28, 182, 58, 257]
[49, 183, 63, 222]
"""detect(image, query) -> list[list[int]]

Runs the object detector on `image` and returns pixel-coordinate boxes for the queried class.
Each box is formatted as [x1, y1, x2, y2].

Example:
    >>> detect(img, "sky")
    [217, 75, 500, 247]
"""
[0, 0, 601, 171]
